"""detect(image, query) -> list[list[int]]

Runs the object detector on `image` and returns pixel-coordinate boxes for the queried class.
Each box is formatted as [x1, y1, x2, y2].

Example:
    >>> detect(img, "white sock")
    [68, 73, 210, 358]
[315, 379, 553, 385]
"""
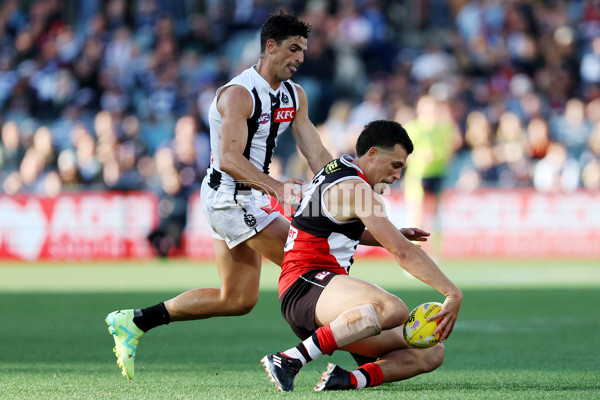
[282, 347, 307, 365]
[303, 336, 323, 360]
[281, 336, 323, 367]
[351, 370, 367, 389]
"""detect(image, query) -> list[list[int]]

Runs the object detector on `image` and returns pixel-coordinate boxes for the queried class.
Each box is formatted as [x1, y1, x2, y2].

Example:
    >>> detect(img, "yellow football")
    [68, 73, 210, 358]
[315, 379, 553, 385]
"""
[403, 302, 443, 348]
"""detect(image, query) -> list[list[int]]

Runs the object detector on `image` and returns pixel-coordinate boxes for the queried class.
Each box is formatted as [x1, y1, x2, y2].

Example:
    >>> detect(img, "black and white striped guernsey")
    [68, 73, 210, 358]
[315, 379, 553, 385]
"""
[206, 65, 299, 193]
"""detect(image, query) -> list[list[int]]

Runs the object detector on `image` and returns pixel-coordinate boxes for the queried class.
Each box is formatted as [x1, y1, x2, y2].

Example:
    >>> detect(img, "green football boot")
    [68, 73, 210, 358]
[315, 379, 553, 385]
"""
[105, 310, 144, 380]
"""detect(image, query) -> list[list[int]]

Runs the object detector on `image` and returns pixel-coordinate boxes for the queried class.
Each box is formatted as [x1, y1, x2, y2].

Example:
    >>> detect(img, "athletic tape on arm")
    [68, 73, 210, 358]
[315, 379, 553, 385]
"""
[330, 304, 381, 348]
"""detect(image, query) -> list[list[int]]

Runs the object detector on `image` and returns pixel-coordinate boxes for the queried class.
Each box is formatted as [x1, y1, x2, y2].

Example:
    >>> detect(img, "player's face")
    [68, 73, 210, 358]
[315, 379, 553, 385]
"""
[270, 36, 307, 81]
[370, 144, 408, 194]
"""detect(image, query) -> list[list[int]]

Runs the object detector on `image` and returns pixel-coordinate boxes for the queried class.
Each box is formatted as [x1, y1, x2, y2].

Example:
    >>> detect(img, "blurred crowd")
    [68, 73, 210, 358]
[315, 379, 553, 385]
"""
[1, 0, 600, 206]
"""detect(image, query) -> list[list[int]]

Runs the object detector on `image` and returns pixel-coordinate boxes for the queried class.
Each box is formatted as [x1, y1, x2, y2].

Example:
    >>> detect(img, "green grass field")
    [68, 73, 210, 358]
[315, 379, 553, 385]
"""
[1, 259, 599, 399]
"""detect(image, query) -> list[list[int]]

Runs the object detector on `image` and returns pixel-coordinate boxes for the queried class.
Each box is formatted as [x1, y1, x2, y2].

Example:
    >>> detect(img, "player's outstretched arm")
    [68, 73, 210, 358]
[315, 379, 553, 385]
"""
[290, 84, 334, 173]
[359, 227, 430, 246]
[328, 180, 462, 342]
[218, 85, 303, 205]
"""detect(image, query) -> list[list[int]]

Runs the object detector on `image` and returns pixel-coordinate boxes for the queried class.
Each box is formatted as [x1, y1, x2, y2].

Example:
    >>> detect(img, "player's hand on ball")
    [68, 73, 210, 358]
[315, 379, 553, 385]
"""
[403, 302, 444, 348]
[430, 291, 462, 342]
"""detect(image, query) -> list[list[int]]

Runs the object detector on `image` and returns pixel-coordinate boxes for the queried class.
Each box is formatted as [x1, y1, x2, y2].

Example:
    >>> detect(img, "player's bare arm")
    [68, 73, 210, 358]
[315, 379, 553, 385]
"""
[290, 84, 334, 173]
[360, 227, 430, 246]
[324, 180, 462, 342]
[217, 85, 304, 202]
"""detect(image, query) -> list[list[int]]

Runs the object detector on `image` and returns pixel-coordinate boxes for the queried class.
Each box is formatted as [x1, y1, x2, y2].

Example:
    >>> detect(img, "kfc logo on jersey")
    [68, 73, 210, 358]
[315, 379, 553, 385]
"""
[261, 204, 274, 214]
[258, 113, 270, 124]
[274, 107, 295, 123]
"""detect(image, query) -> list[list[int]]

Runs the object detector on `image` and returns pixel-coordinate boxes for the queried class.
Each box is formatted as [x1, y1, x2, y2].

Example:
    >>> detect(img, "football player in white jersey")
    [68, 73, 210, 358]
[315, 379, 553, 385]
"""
[105, 13, 428, 381]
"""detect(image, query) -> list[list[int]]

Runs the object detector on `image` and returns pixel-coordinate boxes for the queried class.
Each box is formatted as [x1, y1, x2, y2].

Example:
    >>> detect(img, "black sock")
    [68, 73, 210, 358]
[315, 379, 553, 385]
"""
[133, 302, 170, 332]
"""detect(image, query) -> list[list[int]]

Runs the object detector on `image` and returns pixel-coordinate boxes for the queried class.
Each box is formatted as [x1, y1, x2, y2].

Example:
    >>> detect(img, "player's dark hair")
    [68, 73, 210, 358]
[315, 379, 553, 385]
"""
[355, 120, 414, 157]
[260, 12, 311, 54]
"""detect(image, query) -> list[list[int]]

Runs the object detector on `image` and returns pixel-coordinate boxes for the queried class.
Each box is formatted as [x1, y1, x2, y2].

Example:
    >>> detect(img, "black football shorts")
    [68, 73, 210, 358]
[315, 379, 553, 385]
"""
[279, 269, 339, 340]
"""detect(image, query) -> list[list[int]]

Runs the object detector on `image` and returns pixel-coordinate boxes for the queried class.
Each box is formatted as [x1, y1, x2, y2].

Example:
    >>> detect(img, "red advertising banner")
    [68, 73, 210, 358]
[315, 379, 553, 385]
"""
[1, 189, 598, 261]
[0, 192, 157, 260]
[439, 189, 600, 258]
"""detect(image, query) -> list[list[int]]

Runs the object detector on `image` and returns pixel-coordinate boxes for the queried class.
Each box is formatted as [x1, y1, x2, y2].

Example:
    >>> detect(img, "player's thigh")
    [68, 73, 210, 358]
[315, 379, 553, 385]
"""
[214, 238, 262, 300]
[245, 215, 290, 266]
[314, 275, 404, 327]
[340, 326, 411, 358]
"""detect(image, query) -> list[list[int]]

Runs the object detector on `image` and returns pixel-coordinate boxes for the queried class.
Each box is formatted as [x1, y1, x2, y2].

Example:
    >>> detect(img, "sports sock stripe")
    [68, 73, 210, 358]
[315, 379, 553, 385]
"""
[315, 325, 338, 355]
[304, 335, 323, 360]
[281, 348, 306, 365]
[297, 343, 311, 363]
[358, 362, 384, 387]
[351, 370, 365, 389]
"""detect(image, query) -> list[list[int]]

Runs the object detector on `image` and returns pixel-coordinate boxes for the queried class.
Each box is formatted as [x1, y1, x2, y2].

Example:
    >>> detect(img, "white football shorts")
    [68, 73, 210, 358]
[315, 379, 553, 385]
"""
[200, 176, 281, 248]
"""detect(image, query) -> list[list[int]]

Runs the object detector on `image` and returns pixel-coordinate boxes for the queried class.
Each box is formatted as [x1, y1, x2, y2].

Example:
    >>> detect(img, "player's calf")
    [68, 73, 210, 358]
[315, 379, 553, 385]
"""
[419, 343, 445, 373]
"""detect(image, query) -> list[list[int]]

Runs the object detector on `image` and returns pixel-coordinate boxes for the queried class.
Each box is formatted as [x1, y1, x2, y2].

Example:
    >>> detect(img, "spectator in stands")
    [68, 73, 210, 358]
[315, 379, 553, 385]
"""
[525, 117, 552, 161]
[582, 158, 600, 190]
[580, 124, 600, 190]
[0, 53, 18, 110]
[72, 124, 102, 185]
[336, 0, 373, 52]
[293, 27, 337, 124]
[348, 83, 389, 127]
[316, 100, 354, 158]
[0, 121, 24, 177]
[31, 125, 57, 172]
[493, 111, 531, 187]
[454, 111, 502, 190]
[56, 148, 83, 191]
[102, 140, 144, 190]
[18, 146, 49, 194]
[1, 0, 600, 205]
[533, 142, 580, 193]
[147, 148, 188, 257]
[170, 114, 209, 190]
[410, 42, 457, 88]
[585, 97, 600, 126]
[118, 114, 150, 171]
[550, 98, 593, 160]
[580, 36, 600, 84]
